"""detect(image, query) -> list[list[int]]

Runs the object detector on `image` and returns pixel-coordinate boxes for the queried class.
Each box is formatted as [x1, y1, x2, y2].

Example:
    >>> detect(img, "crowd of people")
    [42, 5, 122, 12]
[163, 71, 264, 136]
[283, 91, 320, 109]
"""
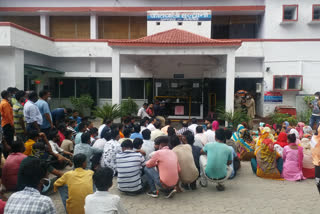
[0, 87, 320, 214]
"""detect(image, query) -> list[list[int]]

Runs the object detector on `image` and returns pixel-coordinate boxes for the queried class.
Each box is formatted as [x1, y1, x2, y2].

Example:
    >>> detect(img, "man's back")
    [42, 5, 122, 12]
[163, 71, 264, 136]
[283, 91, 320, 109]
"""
[116, 150, 145, 192]
[203, 142, 232, 179]
[5, 187, 56, 214]
[146, 147, 180, 187]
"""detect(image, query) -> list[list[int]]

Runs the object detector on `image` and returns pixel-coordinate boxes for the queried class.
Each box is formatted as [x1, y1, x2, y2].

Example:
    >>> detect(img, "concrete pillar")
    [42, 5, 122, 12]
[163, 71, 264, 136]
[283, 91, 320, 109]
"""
[0, 48, 24, 91]
[90, 58, 96, 74]
[112, 50, 121, 105]
[40, 15, 50, 36]
[90, 14, 98, 39]
[225, 53, 235, 114]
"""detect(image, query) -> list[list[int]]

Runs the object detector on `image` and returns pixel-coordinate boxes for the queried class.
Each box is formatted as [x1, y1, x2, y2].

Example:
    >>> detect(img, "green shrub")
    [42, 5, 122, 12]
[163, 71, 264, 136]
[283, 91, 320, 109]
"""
[70, 95, 94, 116]
[92, 102, 121, 121]
[120, 97, 138, 117]
[217, 108, 249, 129]
[269, 112, 297, 126]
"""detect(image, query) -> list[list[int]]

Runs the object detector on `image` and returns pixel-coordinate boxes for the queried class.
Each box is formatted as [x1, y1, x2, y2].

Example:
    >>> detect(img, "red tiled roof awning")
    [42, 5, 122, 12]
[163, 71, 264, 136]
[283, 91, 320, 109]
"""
[107, 29, 242, 47]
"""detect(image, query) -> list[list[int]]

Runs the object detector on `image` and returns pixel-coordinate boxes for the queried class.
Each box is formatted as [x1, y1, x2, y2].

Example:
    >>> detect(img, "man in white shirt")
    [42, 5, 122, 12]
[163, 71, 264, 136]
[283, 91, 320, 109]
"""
[147, 117, 157, 132]
[150, 121, 165, 141]
[98, 119, 112, 138]
[93, 131, 112, 150]
[195, 126, 208, 148]
[137, 103, 150, 119]
[188, 118, 198, 135]
[85, 167, 128, 214]
[205, 124, 216, 143]
[141, 129, 155, 160]
[23, 91, 43, 132]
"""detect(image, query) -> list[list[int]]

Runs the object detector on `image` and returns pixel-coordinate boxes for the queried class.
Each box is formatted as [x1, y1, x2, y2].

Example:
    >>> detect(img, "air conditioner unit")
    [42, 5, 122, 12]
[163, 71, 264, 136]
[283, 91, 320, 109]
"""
[256, 83, 262, 93]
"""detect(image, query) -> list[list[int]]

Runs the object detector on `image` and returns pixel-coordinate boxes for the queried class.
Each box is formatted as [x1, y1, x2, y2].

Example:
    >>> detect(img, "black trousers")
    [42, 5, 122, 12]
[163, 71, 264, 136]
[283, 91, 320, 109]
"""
[315, 166, 320, 194]
[2, 124, 14, 158]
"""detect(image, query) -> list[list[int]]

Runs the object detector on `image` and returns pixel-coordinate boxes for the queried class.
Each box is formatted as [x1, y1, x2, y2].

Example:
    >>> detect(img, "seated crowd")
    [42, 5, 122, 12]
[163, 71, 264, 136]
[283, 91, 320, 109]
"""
[0, 88, 320, 214]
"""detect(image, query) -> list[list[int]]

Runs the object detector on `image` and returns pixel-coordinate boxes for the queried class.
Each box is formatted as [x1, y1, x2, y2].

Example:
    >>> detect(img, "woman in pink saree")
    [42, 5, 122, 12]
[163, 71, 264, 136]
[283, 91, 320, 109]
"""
[282, 133, 306, 181]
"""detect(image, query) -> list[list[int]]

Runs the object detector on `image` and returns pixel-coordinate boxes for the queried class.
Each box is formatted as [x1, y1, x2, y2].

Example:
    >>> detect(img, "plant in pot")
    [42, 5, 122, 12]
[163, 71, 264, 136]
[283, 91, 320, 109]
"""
[69, 94, 94, 117]
[92, 102, 122, 122]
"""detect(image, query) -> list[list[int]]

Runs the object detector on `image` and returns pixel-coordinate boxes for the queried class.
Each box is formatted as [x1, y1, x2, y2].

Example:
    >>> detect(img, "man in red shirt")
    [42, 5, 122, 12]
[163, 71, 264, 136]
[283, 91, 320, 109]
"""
[144, 136, 180, 198]
[0, 90, 14, 157]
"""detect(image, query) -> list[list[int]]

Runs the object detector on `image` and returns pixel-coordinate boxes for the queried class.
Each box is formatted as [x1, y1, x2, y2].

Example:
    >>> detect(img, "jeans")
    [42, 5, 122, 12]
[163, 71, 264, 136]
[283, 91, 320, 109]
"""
[309, 115, 320, 129]
[144, 167, 162, 192]
[58, 186, 68, 212]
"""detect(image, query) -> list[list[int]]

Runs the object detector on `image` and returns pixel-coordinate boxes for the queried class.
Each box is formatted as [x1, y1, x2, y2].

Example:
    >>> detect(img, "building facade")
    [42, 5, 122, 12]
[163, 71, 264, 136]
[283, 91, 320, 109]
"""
[0, 0, 320, 119]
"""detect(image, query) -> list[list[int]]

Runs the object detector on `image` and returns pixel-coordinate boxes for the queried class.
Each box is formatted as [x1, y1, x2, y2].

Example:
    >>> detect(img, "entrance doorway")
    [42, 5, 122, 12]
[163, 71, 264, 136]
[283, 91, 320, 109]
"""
[154, 79, 203, 119]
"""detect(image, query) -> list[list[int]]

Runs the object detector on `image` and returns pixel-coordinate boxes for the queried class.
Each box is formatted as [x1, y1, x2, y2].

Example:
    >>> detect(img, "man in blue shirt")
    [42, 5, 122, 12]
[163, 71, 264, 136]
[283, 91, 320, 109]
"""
[129, 124, 143, 140]
[69, 110, 82, 124]
[199, 128, 233, 191]
[51, 108, 72, 126]
[35, 90, 53, 136]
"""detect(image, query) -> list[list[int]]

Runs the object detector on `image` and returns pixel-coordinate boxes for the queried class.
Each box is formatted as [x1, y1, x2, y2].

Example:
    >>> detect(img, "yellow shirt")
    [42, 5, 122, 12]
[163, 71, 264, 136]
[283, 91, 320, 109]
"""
[24, 139, 36, 156]
[54, 168, 94, 214]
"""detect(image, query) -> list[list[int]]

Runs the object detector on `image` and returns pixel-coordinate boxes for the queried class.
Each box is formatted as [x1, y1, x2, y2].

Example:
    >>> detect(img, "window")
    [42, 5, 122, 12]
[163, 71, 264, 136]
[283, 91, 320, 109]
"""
[99, 80, 112, 98]
[76, 79, 90, 98]
[274, 76, 287, 90]
[283, 5, 298, 21]
[156, 22, 161, 25]
[313, 5, 320, 21]
[177, 22, 183, 26]
[288, 76, 302, 90]
[59, 79, 76, 98]
[122, 79, 144, 99]
[198, 22, 202, 26]
[273, 75, 303, 91]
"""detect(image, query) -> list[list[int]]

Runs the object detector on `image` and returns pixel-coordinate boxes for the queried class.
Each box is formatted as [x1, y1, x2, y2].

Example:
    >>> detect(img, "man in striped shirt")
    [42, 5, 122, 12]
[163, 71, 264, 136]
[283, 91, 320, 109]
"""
[13, 90, 27, 143]
[116, 140, 145, 195]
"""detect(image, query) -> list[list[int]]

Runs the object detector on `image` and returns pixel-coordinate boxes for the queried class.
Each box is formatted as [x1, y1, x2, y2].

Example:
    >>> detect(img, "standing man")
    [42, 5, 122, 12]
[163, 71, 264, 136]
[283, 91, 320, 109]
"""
[0, 90, 14, 156]
[309, 92, 320, 130]
[36, 90, 53, 136]
[234, 93, 242, 112]
[24, 91, 42, 132]
[244, 94, 256, 129]
[13, 90, 27, 143]
[137, 103, 150, 119]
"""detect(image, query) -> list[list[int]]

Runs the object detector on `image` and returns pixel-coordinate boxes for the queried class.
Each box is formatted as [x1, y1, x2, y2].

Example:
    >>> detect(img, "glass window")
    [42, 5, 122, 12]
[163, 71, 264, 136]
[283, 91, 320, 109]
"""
[48, 79, 59, 98]
[122, 79, 144, 99]
[283, 6, 298, 21]
[274, 77, 286, 90]
[313, 6, 320, 20]
[99, 80, 112, 98]
[76, 79, 90, 97]
[60, 79, 75, 98]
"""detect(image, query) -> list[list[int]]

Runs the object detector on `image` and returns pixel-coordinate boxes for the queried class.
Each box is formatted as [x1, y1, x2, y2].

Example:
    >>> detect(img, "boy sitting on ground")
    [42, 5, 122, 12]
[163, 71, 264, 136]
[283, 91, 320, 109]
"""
[85, 167, 128, 214]
[54, 153, 94, 214]
[199, 128, 233, 191]
[144, 136, 180, 198]
[116, 140, 145, 195]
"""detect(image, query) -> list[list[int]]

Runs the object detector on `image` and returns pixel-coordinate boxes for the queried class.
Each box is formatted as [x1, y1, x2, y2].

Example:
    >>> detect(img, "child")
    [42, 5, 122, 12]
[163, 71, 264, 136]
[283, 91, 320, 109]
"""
[61, 130, 74, 153]
[54, 153, 94, 214]
[85, 167, 128, 214]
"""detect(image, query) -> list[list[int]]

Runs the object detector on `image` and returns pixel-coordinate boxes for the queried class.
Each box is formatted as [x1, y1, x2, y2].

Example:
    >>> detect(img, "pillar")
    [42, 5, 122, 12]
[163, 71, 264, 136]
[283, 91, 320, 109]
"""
[0, 48, 24, 90]
[112, 50, 121, 105]
[225, 53, 236, 114]
[40, 15, 50, 36]
[90, 14, 98, 39]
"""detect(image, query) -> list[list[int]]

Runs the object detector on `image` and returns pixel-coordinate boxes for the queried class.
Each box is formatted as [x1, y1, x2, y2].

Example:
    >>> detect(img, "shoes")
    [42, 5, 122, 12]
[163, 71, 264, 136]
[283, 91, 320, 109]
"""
[190, 182, 197, 190]
[216, 184, 225, 191]
[147, 190, 159, 198]
[165, 189, 177, 199]
[181, 183, 190, 190]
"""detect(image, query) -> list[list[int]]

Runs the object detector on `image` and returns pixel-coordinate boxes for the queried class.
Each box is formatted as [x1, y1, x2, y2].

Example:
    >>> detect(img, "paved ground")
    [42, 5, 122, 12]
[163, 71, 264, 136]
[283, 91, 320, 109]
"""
[50, 162, 320, 214]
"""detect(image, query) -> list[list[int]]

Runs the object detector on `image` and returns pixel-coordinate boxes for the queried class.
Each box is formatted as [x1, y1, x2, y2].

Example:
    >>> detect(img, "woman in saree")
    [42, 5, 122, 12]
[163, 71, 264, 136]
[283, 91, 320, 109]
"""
[312, 133, 320, 193]
[301, 138, 315, 179]
[282, 134, 305, 181]
[296, 122, 305, 140]
[231, 124, 245, 144]
[274, 132, 288, 157]
[237, 129, 255, 161]
[251, 138, 282, 179]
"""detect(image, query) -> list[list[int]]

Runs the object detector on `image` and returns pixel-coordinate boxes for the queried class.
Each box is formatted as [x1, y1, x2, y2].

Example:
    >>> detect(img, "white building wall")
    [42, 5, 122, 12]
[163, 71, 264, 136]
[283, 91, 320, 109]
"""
[0, 0, 265, 8]
[262, 0, 320, 39]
